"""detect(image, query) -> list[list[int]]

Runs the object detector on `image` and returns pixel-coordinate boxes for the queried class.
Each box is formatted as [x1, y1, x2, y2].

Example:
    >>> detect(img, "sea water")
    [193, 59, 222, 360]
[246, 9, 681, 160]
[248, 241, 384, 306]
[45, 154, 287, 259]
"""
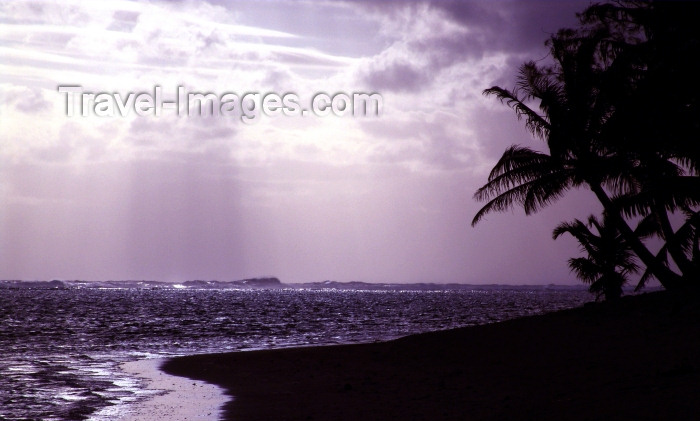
[0, 285, 590, 420]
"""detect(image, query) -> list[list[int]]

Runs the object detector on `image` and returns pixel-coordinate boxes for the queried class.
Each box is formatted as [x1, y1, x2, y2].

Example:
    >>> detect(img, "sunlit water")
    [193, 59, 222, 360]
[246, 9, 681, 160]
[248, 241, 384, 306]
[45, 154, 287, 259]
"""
[0, 286, 590, 420]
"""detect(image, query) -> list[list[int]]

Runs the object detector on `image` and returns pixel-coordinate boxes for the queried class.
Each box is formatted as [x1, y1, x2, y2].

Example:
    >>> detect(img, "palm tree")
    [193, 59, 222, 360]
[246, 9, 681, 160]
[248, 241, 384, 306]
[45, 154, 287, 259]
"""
[614, 167, 700, 282]
[553, 215, 639, 301]
[580, 1, 700, 283]
[472, 51, 683, 289]
[635, 209, 700, 291]
[472, 1, 700, 289]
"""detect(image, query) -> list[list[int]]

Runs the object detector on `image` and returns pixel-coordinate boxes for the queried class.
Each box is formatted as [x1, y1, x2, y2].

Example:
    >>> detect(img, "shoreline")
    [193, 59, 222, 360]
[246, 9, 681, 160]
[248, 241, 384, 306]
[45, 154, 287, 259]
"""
[161, 291, 700, 420]
[105, 358, 227, 421]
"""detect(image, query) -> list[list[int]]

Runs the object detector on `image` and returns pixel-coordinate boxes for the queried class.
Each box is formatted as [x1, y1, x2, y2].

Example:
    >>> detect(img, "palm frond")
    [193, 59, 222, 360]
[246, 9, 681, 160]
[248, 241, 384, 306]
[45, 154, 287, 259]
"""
[568, 257, 600, 283]
[472, 170, 573, 226]
[482, 86, 551, 141]
[553, 218, 601, 260]
[481, 146, 560, 191]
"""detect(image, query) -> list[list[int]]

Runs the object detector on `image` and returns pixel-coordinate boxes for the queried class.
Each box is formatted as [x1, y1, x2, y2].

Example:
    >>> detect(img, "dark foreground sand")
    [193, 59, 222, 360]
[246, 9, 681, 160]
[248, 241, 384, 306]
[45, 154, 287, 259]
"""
[162, 291, 700, 420]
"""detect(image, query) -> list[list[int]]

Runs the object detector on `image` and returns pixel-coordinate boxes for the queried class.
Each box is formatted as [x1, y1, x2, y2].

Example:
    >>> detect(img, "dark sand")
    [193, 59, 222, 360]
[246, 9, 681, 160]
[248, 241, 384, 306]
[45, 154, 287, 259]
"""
[162, 291, 700, 420]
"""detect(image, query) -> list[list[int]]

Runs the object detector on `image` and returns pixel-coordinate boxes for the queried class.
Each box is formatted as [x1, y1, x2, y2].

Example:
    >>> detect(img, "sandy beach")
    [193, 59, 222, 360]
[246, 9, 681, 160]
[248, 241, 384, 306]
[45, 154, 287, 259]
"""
[112, 358, 227, 421]
[162, 291, 700, 420]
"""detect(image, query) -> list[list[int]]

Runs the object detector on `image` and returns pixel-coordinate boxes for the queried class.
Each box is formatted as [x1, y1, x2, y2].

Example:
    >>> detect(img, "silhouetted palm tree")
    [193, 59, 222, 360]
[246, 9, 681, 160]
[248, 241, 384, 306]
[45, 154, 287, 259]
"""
[614, 166, 700, 282]
[472, 51, 682, 289]
[635, 210, 700, 291]
[473, 1, 700, 289]
[553, 215, 638, 301]
[581, 1, 700, 283]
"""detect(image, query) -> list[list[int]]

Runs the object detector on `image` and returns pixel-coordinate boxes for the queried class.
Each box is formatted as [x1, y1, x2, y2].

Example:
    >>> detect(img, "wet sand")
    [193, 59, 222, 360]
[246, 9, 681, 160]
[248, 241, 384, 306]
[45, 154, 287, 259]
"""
[162, 291, 700, 420]
[115, 358, 227, 421]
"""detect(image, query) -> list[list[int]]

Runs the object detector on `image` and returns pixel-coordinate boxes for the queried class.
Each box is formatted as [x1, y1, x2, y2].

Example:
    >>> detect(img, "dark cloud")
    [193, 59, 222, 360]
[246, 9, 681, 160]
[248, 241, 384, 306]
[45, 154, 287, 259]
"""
[361, 60, 429, 92]
[402, 0, 589, 54]
[434, 0, 591, 65]
[357, 0, 590, 93]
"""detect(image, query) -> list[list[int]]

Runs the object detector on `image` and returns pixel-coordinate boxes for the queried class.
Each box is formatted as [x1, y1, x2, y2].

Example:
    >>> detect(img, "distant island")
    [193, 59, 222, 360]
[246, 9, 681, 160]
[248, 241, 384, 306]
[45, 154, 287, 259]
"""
[0, 278, 593, 291]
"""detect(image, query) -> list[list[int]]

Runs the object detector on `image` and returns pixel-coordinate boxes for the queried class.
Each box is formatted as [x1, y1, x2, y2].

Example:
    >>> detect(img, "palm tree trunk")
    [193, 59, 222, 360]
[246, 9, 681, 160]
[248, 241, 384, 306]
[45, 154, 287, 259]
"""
[652, 201, 699, 281]
[589, 183, 684, 289]
[687, 211, 699, 266]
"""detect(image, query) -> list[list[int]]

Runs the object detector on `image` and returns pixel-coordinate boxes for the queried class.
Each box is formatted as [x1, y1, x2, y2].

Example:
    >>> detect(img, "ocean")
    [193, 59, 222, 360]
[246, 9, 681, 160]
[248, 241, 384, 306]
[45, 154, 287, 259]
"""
[0, 283, 590, 420]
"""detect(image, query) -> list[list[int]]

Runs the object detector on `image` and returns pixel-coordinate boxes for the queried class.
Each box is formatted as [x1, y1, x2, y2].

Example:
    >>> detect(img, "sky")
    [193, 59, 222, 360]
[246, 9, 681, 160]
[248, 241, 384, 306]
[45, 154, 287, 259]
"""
[0, 0, 602, 284]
